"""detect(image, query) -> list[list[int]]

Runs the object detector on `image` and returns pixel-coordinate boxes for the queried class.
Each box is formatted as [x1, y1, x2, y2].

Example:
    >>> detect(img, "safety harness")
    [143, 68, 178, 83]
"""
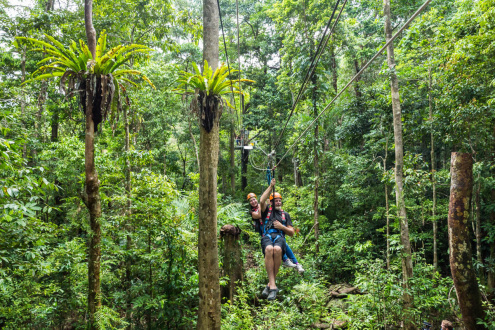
[262, 206, 286, 243]
[251, 205, 263, 234]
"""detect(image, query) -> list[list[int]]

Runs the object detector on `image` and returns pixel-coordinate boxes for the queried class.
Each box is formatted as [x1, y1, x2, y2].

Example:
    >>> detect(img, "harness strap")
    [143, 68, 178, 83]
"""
[262, 206, 286, 242]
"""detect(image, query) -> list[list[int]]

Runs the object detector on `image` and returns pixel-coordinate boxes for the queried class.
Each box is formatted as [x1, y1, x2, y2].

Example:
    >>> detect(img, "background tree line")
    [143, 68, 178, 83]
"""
[1, 0, 495, 328]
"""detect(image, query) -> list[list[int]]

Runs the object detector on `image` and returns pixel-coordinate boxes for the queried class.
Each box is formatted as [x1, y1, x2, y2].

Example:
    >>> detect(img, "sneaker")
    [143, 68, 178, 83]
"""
[261, 285, 270, 299]
[295, 263, 305, 274]
[282, 259, 297, 268]
[267, 288, 279, 301]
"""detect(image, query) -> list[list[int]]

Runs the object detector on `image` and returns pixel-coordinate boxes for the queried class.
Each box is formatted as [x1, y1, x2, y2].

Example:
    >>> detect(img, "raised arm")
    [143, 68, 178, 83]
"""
[260, 178, 275, 212]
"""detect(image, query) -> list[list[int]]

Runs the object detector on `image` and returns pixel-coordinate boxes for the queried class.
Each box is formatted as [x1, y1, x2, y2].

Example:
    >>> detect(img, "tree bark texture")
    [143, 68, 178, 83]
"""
[220, 225, 243, 304]
[85, 77, 102, 329]
[197, 119, 221, 330]
[198, 1, 221, 328]
[475, 177, 483, 284]
[203, 0, 219, 71]
[429, 66, 438, 271]
[448, 153, 486, 330]
[384, 0, 413, 326]
[85, 0, 97, 59]
[313, 77, 319, 254]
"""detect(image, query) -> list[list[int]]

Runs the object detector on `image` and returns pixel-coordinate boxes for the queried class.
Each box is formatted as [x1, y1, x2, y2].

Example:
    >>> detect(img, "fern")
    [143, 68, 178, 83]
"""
[175, 60, 254, 108]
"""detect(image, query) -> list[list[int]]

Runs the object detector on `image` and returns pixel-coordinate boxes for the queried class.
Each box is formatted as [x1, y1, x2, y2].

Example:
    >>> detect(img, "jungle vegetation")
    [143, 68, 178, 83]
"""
[1, 0, 495, 329]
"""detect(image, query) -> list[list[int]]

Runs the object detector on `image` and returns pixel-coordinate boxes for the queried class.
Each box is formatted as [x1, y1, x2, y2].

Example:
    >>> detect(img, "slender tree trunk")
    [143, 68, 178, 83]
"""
[384, 1, 413, 327]
[475, 174, 483, 285]
[448, 153, 486, 329]
[85, 77, 102, 329]
[384, 135, 390, 270]
[331, 39, 338, 95]
[85, 0, 96, 59]
[230, 123, 235, 193]
[241, 147, 249, 191]
[429, 66, 438, 272]
[51, 108, 59, 142]
[124, 101, 133, 327]
[148, 230, 153, 329]
[197, 0, 221, 328]
[84, 2, 101, 328]
[20, 47, 27, 159]
[488, 123, 495, 300]
[220, 225, 243, 304]
[313, 76, 319, 254]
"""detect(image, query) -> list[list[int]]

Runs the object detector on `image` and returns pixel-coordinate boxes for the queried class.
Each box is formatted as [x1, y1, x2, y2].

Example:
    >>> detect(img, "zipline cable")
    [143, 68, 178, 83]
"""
[273, 0, 347, 150]
[273, 0, 433, 169]
[217, 0, 241, 130]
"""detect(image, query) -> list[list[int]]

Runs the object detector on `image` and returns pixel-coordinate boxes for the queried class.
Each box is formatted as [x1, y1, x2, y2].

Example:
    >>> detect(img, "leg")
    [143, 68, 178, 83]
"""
[264, 245, 276, 289]
[285, 243, 298, 264]
[273, 245, 282, 279]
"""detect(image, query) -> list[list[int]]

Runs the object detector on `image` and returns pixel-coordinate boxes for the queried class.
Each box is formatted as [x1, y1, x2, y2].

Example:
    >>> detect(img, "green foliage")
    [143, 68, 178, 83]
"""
[176, 60, 253, 108]
[331, 258, 456, 329]
[17, 29, 155, 88]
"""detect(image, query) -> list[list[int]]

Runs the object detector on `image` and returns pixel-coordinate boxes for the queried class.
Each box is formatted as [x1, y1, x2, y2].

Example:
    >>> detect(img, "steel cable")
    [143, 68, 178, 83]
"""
[273, 0, 433, 169]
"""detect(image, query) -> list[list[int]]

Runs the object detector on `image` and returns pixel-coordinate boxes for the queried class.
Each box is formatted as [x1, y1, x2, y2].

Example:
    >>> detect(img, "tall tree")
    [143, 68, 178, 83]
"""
[83, 1, 102, 327]
[383, 0, 413, 327]
[448, 153, 486, 330]
[197, 0, 221, 328]
[428, 65, 438, 272]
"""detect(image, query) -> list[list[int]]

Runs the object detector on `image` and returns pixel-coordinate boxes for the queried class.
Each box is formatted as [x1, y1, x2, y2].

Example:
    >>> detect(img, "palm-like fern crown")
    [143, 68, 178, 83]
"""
[16, 30, 155, 89]
[176, 60, 254, 108]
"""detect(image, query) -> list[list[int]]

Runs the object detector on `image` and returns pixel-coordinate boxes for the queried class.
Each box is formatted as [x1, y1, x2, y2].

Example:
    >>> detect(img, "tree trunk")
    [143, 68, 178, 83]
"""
[475, 174, 483, 285]
[429, 66, 438, 272]
[241, 147, 249, 191]
[331, 38, 338, 95]
[313, 77, 319, 254]
[124, 101, 133, 327]
[220, 225, 243, 304]
[21, 47, 27, 159]
[84, 2, 101, 328]
[85, 77, 102, 329]
[85, 0, 96, 59]
[51, 107, 59, 142]
[384, 135, 390, 270]
[448, 153, 486, 329]
[384, 1, 413, 327]
[230, 123, 235, 193]
[147, 230, 153, 329]
[293, 157, 303, 187]
[197, 0, 221, 328]
[488, 123, 495, 300]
